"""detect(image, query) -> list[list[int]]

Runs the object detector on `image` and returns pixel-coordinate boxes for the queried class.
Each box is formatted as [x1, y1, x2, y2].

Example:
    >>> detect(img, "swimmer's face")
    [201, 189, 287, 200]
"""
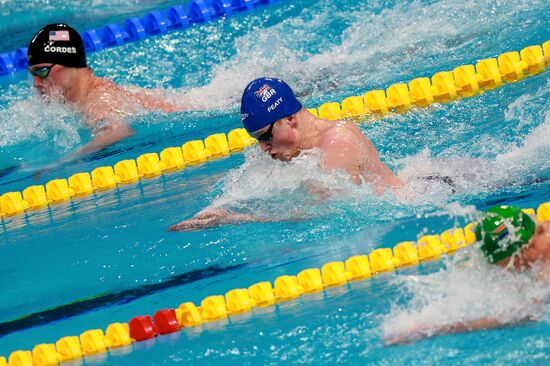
[30, 63, 74, 100]
[521, 221, 550, 264]
[497, 221, 550, 270]
[256, 116, 300, 162]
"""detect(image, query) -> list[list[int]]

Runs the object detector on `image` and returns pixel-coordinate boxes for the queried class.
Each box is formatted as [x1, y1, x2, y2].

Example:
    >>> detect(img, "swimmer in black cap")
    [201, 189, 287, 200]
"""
[28, 23, 184, 154]
[385, 206, 550, 345]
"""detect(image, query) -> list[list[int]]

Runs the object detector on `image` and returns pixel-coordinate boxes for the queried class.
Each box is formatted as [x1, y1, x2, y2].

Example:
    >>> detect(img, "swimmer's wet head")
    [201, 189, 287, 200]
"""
[475, 205, 536, 265]
[238, 77, 403, 189]
[27, 23, 87, 98]
[241, 77, 312, 162]
[23, 23, 187, 157]
[240, 77, 302, 143]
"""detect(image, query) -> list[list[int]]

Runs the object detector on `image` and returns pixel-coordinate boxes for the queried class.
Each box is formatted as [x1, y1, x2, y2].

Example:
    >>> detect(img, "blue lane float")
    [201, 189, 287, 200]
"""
[0, 0, 282, 77]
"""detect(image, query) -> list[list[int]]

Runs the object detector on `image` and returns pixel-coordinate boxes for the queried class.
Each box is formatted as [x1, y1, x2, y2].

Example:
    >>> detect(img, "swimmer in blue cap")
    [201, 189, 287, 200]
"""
[169, 77, 403, 231]
[28, 24, 186, 155]
[385, 207, 550, 345]
[240, 78, 402, 189]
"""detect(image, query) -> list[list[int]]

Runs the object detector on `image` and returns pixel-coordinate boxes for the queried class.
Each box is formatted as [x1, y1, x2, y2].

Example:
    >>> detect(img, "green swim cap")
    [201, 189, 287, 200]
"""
[475, 205, 536, 264]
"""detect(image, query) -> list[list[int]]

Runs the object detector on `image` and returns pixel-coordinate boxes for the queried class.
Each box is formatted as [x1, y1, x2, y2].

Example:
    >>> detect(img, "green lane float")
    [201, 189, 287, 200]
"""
[1, 41, 549, 224]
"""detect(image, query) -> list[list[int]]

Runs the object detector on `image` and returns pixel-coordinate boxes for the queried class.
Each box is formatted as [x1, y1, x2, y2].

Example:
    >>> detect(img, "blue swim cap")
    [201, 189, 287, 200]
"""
[240, 77, 302, 134]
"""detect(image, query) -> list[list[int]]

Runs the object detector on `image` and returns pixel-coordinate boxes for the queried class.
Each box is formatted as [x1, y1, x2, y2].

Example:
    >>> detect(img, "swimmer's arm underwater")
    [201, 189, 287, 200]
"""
[384, 313, 537, 346]
[76, 122, 135, 155]
[32, 121, 133, 180]
[168, 208, 271, 232]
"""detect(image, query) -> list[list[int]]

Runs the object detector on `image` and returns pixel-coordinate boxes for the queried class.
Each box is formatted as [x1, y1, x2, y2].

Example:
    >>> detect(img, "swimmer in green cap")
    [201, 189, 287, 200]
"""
[385, 205, 550, 345]
[475, 205, 547, 270]
[28, 24, 188, 156]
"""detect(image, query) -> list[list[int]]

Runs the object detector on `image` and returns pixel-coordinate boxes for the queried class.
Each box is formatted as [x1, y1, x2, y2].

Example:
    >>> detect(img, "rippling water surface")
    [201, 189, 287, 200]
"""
[0, 0, 549, 364]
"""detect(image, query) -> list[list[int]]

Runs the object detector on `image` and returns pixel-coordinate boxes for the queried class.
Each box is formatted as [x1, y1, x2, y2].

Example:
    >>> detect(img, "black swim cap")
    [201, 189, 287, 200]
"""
[28, 24, 87, 68]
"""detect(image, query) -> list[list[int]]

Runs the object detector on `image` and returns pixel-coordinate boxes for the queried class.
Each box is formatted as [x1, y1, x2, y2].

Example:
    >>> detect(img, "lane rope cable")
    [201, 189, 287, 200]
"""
[1, 41, 549, 225]
[2, 201, 549, 365]
[0, 0, 283, 78]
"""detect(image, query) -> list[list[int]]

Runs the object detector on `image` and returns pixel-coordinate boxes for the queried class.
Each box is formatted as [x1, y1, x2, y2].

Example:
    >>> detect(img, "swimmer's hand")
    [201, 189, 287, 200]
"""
[168, 208, 267, 232]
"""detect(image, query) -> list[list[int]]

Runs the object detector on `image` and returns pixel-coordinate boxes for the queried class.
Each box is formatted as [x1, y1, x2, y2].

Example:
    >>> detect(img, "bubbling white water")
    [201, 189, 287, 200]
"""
[201, 75, 549, 219]
[0, 89, 84, 166]
[381, 250, 550, 345]
[397, 79, 550, 198]
[175, 0, 547, 110]
[209, 148, 376, 218]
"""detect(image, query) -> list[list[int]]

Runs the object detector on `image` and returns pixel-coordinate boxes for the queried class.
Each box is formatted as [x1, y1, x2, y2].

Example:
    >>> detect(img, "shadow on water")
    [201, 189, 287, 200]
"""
[0, 263, 245, 337]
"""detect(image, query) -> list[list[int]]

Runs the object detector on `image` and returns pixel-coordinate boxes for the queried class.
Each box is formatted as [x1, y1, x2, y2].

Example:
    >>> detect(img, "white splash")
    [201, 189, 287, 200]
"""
[0, 90, 82, 154]
[382, 251, 550, 345]
[173, 0, 547, 109]
[210, 148, 374, 215]
[396, 78, 550, 200]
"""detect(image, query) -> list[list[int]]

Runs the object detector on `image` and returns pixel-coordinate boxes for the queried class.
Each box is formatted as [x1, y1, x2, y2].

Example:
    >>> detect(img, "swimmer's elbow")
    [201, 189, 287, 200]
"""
[351, 174, 362, 186]
[97, 122, 135, 140]
[79, 124, 134, 155]
[112, 123, 135, 139]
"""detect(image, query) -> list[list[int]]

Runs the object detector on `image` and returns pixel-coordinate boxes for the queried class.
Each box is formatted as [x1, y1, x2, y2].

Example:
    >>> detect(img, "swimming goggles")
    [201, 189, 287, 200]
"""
[254, 122, 275, 143]
[30, 64, 56, 79]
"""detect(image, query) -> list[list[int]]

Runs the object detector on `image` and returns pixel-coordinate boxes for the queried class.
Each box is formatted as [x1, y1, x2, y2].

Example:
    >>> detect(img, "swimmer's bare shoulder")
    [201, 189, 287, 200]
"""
[316, 121, 372, 184]
[124, 86, 182, 113]
[74, 81, 136, 154]
[318, 121, 403, 192]
[79, 79, 129, 125]
[319, 121, 377, 155]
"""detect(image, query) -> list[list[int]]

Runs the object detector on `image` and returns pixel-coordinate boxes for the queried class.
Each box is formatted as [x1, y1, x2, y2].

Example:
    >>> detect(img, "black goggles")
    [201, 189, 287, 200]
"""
[30, 64, 56, 79]
[254, 122, 275, 143]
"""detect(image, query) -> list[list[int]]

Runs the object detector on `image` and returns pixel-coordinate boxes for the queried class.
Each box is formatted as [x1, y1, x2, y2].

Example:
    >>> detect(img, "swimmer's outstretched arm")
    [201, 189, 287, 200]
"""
[168, 208, 270, 232]
[77, 122, 135, 155]
[33, 122, 134, 179]
[384, 314, 536, 346]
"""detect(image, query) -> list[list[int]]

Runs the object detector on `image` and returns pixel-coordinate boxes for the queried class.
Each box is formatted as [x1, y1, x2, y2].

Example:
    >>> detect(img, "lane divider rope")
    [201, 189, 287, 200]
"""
[2, 202, 548, 366]
[0, 0, 282, 77]
[1, 41, 549, 224]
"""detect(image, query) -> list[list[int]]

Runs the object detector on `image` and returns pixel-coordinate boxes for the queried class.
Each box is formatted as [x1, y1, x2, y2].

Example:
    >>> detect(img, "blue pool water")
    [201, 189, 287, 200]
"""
[0, 0, 549, 364]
